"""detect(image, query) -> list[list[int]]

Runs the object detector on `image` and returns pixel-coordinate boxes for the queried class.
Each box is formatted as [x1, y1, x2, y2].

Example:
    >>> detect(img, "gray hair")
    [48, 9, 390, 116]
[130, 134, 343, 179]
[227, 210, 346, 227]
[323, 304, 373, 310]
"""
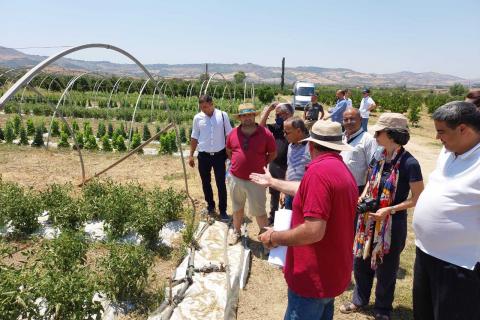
[276, 103, 294, 115]
[432, 101, 480, 131]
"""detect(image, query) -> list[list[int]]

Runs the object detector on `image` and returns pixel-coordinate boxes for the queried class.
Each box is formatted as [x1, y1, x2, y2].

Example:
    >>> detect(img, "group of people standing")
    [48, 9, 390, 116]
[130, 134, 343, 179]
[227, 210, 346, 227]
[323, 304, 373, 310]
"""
[188, 89, 480, 320]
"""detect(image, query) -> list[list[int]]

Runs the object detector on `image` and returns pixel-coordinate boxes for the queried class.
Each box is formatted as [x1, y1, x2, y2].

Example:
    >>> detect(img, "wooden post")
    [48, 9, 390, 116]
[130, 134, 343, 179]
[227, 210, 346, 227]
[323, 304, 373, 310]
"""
[281, 57, 285, 90]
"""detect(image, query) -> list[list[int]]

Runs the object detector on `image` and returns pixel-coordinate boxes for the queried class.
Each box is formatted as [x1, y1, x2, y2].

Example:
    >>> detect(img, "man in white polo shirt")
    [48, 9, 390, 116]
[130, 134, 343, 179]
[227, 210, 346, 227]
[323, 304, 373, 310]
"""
[189, 95, 232, 221]
[412, 101, 480, 320]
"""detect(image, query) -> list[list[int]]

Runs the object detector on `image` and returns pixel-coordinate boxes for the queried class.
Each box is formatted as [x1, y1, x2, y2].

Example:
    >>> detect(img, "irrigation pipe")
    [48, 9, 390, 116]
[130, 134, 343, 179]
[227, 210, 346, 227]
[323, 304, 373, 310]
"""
[79, 122, 174, 186]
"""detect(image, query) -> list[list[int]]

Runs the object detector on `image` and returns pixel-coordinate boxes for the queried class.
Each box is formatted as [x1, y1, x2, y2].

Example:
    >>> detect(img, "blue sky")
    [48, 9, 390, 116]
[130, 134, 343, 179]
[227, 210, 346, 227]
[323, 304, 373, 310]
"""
[3, 0, 479, 79]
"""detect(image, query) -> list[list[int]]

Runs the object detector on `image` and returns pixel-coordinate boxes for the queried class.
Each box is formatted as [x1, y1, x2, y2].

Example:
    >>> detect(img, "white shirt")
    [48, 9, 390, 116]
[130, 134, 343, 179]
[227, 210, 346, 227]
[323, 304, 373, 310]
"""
[413, 143, 480, 270]
[191, 109, 232, 153]
[346, 98, 353, 108]
[341, 129, 378, 187]
[359, 96, 375, 118]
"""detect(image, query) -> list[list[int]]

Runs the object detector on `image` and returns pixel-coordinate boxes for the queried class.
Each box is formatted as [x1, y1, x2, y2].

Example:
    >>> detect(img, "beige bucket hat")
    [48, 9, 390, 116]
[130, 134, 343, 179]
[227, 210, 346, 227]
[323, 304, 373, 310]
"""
[370, 113, 409, 132]
[301, 121, 353, 151]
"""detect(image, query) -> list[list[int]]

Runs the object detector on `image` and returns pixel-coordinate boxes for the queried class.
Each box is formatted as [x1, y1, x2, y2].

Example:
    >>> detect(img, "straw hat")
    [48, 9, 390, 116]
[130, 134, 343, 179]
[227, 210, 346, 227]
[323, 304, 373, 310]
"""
[301, 121, 353, 151]
[235, 103, 259, 117]
[370, 113, 408, 132]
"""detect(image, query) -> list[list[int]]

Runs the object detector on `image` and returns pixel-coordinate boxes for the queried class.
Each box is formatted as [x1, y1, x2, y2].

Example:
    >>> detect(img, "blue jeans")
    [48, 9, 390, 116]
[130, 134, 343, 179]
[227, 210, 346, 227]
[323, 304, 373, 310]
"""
[284, 195, 293, 210]
[361, 117, 369, 132]
[284, 289, 334, 320]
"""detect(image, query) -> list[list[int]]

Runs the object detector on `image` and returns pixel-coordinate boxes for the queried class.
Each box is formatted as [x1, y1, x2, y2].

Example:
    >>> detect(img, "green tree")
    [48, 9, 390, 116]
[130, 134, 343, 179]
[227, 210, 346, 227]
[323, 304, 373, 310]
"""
[5, 121, 15, 143]
[101, 135, 112, 152]
[73, 132, 84, 150]
[131, 133, 143, 153]
[449, 83, 467, 96]
[107, 122, 114, 138]
[84, 135, 98, 150]
[179, 127, 187, 143]
[142, 123, 151, 141]
[18, 126, 29, 145]
[233, 71, 246, 84]
[51, 119, 60, 137]
[115, 135, 127, 152]
[13, 114, 21, 136]
[97, 121, 106, 138]
[72, 120, 80, 132]
[26, 118, 35, 136]
[257, 86, 275, 104]
[57, 132, 70, 148]
[83, 122, 93, 137]
[31, 127, 45, 147]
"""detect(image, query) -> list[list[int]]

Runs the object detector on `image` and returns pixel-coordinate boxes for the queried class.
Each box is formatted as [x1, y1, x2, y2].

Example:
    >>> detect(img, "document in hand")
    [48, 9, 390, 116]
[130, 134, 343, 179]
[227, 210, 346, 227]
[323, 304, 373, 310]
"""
[267, 208, 292, 267]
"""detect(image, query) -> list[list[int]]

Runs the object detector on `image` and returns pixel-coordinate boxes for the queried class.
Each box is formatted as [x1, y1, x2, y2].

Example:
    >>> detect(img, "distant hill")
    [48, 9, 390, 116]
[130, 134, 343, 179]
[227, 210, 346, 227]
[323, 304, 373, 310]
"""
[0, 46, 476, 88]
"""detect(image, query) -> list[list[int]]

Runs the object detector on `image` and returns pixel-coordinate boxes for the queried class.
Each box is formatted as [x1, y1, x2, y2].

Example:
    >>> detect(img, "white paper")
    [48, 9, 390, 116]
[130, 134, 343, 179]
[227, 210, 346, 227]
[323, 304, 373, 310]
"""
[268, 209, 292, 267]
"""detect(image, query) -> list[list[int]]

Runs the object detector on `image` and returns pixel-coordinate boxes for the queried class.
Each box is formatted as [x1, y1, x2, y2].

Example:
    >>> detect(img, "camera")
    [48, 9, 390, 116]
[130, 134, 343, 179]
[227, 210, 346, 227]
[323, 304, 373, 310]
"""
[356, 197, 377, 214]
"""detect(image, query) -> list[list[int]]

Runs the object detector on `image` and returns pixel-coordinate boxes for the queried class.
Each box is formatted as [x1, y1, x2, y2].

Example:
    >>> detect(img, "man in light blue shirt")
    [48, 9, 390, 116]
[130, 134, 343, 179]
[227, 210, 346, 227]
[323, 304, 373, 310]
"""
[325, 90, 348, 125]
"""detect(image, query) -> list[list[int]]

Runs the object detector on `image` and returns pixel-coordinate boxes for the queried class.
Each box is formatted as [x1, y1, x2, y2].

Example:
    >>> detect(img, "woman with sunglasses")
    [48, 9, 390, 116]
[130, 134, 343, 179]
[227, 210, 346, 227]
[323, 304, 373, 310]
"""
[341, 113, 424, 320]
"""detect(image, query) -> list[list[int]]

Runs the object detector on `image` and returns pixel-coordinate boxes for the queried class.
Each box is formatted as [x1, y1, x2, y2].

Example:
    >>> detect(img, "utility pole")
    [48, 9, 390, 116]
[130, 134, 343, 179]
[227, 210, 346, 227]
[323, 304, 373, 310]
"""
[281, 57, 285, 90]
[205, 63, 208, 79]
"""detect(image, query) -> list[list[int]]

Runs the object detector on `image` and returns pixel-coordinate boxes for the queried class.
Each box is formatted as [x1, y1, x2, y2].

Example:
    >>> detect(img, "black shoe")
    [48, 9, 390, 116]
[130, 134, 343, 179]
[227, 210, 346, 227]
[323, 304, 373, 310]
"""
[207, 207, 216, 215]
[220, 212, 229, 222]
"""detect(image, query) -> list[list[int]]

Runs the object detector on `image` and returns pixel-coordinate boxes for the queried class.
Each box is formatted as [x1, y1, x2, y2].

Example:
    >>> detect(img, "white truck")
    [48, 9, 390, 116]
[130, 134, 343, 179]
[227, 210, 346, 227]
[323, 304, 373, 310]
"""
[292, 81, 315, 110]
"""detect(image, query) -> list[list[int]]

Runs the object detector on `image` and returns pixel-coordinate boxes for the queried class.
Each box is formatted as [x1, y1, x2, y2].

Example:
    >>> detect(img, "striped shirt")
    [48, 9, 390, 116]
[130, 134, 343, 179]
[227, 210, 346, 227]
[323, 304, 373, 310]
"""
[286, 142, 311, 181]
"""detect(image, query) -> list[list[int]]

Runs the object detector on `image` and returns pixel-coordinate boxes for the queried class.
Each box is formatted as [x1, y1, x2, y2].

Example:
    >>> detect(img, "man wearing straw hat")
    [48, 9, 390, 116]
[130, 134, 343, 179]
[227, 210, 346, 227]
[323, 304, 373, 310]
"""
[226, 103, 277, 245]
[250, 120, 358, 320]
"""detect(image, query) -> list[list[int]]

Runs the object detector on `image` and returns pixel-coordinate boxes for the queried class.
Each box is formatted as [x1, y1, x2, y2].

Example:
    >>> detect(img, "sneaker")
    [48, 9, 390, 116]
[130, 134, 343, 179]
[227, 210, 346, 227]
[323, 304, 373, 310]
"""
[228, 230, 241, 245]
[339, 302, 363, 314]
[220, 212, 230, 222]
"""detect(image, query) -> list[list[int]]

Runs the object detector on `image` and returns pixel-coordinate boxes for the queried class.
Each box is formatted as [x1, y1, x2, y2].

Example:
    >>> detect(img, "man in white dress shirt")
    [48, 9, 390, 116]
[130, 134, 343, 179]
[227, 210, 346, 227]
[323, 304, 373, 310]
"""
[412, 101, 480, 320]
[189, 95, 232, 221]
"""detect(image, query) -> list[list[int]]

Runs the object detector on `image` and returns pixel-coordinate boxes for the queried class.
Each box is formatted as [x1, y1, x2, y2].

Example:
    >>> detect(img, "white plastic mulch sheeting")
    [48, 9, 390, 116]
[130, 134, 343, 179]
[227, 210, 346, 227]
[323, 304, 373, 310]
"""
[150, 221, 251, 320]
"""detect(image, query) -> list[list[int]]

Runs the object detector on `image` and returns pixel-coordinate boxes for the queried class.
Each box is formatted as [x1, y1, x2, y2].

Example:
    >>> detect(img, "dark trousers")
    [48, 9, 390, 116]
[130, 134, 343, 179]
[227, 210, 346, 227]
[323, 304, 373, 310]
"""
[268, 163, 286, 219]
[197, 149, 227, 214]
[413, 247, 480, 320]
[352, 216, 407, 317]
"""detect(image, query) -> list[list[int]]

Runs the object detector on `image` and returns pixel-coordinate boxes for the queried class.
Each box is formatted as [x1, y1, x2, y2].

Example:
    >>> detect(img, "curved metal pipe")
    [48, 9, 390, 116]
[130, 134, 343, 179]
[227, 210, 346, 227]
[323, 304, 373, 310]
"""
[128, 78, 150, 146]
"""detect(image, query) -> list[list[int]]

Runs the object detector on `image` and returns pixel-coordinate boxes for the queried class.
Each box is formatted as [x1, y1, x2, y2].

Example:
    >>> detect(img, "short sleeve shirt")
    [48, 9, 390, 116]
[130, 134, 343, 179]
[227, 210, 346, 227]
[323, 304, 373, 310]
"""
[226, 125, 276, 180]
[305, 103, 324, 121]
[377, 151, 422, 219]
[359, 97, 375, 118]
[191, 109, 232, 152]
[284, 153, 358, 298]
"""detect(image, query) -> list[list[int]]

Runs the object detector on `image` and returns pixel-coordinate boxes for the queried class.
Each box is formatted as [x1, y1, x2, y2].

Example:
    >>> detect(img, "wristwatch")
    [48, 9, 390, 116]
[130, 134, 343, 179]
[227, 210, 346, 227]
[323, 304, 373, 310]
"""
[390, 207, 396, 215]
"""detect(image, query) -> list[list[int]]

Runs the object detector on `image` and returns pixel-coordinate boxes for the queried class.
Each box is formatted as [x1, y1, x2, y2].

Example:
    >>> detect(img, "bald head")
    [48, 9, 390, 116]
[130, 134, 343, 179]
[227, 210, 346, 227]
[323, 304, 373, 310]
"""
[343, 107, 362, 135]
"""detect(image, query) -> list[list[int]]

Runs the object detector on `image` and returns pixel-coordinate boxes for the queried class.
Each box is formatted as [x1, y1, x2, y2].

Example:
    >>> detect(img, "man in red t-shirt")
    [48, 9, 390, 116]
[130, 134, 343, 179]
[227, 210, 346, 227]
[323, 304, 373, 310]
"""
[250, 120, 358, 320]
[226, 103, 277, 245]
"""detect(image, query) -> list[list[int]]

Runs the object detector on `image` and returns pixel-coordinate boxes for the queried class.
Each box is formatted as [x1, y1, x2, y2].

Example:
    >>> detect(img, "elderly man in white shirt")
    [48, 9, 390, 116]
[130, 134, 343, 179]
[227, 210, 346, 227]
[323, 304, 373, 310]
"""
[412, 101, 480, 320]
[341, 107, 377, 195]
[359, 88, 376, 132]
[189, 95, 232, 221]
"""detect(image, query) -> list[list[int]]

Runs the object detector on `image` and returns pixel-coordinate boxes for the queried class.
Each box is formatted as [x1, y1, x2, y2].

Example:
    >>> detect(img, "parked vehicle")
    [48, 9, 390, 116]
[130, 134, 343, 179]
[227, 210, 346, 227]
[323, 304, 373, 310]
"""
[292, 81, 315, 110]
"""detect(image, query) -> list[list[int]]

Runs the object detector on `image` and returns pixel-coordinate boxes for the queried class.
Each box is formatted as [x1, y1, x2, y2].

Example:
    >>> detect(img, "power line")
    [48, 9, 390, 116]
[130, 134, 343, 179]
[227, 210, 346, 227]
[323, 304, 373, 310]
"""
[11, 46, 74, 50]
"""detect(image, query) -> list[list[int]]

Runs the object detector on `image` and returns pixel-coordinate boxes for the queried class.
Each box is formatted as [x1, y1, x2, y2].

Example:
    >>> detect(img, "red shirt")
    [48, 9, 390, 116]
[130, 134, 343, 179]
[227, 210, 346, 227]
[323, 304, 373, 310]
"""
[284, 152, 358, 298]
[226, 125, 276, 180]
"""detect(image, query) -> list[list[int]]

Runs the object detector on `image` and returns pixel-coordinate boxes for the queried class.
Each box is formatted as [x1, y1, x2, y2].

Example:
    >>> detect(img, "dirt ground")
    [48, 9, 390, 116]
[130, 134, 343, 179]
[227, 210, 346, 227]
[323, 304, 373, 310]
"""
[0, 110, 441, 320]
